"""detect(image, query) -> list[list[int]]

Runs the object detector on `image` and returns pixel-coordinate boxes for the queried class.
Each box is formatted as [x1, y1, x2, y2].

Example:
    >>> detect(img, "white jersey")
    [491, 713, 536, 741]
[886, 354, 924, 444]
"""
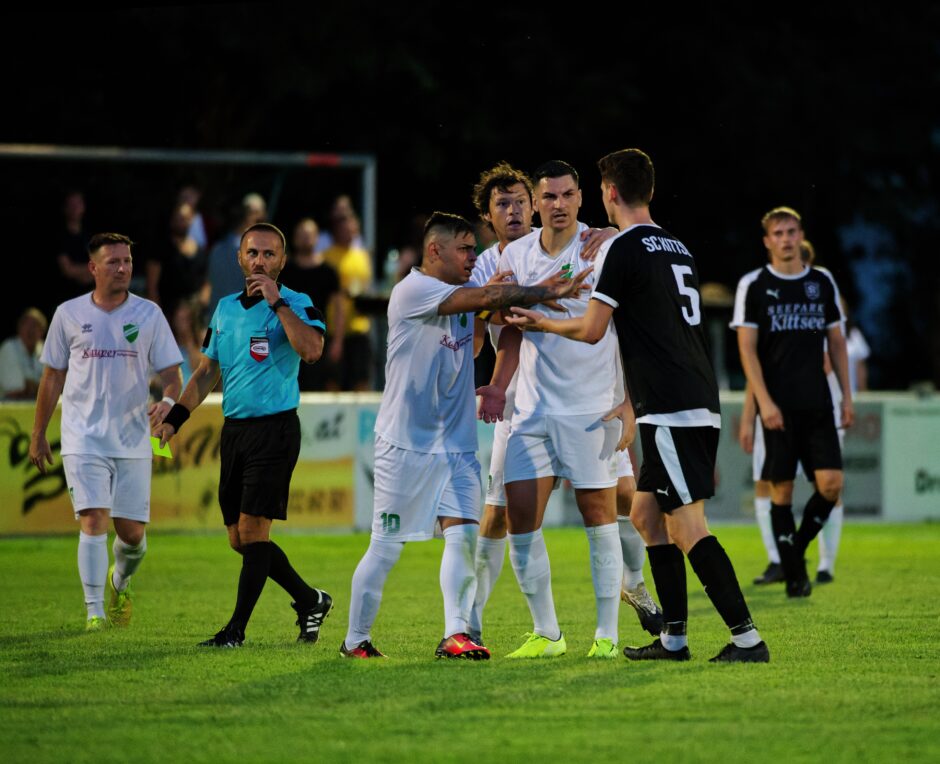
[41, 293, 182, 458]
[499, 224, 619, 415]
[375, 269, 477, 454]
[469, 241, 518, 419]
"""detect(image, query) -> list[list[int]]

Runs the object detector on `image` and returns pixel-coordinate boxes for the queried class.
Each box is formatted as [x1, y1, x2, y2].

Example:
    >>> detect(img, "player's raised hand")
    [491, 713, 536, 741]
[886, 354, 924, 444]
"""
[484, 269, 514, 286]
[604, 401, 635, 450]
[153, 422, 177, 448]
[28, 433, 54, 474]
[579, 227, 618, 261]
[476, 385, 506, 424]
[505, 307, 544, 330]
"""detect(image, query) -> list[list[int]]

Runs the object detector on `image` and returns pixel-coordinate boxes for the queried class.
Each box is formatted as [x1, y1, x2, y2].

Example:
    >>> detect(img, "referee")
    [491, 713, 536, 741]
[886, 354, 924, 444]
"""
[155, 223, 332, 648]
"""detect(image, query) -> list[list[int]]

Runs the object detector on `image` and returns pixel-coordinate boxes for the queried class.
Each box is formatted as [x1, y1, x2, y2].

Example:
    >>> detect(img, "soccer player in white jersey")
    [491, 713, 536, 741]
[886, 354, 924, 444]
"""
[466, 163, 660, 644]
[476, 160, 630, 659]
[30, 233, 183, 631]
[341, 212, 591, 659]
[509, 149, 768, 662]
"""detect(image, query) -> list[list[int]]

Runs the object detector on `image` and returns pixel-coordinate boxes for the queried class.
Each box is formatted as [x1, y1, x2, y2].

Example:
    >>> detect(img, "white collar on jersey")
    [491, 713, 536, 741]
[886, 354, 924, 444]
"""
[766, 264, 810, 280]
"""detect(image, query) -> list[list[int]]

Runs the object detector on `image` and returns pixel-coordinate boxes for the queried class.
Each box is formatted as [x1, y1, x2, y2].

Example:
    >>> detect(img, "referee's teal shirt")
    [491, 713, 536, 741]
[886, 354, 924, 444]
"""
[204, 286, 326, 419]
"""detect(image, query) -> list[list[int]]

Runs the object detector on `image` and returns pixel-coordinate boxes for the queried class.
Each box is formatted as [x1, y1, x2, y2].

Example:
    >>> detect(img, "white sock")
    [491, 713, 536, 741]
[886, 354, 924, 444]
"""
[78, 532, 108, 619]
[617, 516, 646, 589]
[586, 523, 622, 642]
[818, 504, 843, 573]
[112, 534, 147, 591]
[755, 496, 780, 564]
[508, 529, 560, 641]
[440, 524, 478, 637]
[469, 534, 506, 637]
[660, 631, 688, 651]
[345, 537, 404, 648]
[731, 628, 762, 649]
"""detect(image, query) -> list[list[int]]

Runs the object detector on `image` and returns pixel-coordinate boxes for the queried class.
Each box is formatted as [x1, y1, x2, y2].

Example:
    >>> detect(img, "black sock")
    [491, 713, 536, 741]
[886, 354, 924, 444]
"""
[770, 503, 803, 581]
[228, 541, 273, 632]
[647, 544, 687, 630]
[795, 491, 837, 555]
[268, 542, 318, 606]
[687, 535, 754, 633]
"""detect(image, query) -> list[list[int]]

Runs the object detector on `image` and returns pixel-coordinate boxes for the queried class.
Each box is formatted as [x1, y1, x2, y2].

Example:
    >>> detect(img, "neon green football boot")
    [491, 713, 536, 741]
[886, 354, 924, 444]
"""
[505, 632, 567, 658]
[106, 564, 133, 627]
[85, 616, 107, 632]
[587, 638, 618, 659]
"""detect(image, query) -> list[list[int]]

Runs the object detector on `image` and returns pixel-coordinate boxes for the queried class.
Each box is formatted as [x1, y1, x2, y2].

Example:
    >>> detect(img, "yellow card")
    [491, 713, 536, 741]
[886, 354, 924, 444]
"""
[151, 436, 173, 459]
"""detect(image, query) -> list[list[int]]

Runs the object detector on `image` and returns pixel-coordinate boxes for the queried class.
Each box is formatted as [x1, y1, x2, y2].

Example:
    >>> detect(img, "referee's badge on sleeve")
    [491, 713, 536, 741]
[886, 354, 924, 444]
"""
[250, 336, 269, 362]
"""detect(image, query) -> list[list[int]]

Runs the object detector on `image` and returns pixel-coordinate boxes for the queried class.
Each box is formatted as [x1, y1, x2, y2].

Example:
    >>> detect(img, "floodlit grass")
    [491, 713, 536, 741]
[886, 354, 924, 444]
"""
[2, 525, 939, 763]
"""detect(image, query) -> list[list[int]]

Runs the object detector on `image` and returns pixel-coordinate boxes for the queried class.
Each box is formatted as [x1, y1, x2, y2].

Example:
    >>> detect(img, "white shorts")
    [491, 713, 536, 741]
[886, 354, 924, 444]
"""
[62, 455, 152, 522]
[504, 410, 620, 489]
[371, 436, 481, 542]
[484, 418, 511, 507]
[751, 419, 843, 482]
[616, 449, 634, 479]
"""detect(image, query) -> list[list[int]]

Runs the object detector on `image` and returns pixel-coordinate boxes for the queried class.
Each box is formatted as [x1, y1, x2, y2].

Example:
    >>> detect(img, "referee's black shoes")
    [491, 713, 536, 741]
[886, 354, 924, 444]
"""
[197, 624, 245, 648]
[293, 590, 333, 643]
[623, 638, 691, 661]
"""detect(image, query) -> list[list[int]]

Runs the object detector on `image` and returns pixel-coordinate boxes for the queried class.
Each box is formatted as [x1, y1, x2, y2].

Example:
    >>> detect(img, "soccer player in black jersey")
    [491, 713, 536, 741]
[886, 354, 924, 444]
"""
[507, 148, 768, 663]
[731, 207, 853, 597]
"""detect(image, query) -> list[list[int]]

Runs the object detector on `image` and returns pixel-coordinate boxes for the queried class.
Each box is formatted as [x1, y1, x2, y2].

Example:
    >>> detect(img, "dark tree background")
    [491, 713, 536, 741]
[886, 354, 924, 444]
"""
[3, 4, 938, 387]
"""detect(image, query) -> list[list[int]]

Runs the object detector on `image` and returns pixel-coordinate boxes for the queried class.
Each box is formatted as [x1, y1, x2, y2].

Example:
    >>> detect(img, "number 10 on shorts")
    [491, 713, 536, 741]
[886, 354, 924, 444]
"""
[380, 513, 401, 533]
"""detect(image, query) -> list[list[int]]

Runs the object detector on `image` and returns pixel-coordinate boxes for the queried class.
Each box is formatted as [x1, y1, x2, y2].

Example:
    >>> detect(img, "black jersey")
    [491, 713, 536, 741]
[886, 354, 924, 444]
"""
[593, 224, 720, 426]
[731, 265, 844, 412]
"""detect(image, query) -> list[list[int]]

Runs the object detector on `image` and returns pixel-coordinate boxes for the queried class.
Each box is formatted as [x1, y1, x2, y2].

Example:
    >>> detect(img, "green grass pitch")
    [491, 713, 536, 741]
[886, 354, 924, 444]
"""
[3, 524, 939, 763]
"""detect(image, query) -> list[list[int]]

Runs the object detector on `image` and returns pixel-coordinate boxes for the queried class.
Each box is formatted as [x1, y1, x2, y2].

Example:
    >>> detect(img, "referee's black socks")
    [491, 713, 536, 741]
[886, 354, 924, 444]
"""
[268, 542, 319, 607]
[228, 541, 273, 631]
[647, 544, 688, 630]
[795, 492, 837, 555]
[687, 535, 753, 633]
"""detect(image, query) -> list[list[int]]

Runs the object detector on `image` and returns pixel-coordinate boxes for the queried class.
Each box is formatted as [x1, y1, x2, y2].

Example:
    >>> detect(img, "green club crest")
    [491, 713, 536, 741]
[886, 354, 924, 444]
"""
[123, 323, 139, 343]
[459, 314, 468, 328]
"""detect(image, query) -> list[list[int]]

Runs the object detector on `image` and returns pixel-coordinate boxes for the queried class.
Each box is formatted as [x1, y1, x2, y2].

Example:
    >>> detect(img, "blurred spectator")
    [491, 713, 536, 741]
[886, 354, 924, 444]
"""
[206, 192, 267, 319]
[177, 184, 214, 250]
[280, 218, 346, 391]
[0, 307, 47, 399]
[147, 202, 208, 311]
[55, 190, 93, 302]
[315, 194, 365, 252]
[169, 300, 203, 387]
[321, 195, 373, 391]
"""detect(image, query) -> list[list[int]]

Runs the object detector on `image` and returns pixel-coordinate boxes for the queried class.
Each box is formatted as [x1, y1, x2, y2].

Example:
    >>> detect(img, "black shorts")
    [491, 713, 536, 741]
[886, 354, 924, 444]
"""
[761, 408, 842, 483]
[637, 424, 719, 512]
[218, 409, 300, 526]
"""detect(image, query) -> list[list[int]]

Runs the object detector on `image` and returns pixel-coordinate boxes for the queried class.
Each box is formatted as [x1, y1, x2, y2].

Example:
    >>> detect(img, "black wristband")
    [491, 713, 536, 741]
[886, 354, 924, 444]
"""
[163, 403, 191, 432]
[270, 297, 288, 312]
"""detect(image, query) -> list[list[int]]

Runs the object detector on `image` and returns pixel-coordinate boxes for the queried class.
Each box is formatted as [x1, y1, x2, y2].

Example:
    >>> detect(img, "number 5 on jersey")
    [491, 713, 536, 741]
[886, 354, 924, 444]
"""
[671, 264, 701, 326]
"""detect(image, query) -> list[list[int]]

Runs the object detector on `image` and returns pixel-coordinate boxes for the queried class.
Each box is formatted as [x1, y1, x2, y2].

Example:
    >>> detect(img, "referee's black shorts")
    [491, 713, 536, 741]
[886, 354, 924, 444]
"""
[218, 409, 300, 526]
[761, 408, 842, 483]
[637, 424, 719, 513]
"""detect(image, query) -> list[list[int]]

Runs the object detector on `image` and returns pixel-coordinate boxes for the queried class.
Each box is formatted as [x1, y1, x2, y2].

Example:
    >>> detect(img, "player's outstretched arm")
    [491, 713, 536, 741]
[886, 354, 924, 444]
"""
[579, 227, 619, 261]
[827, 324, 854, 428]
[737, 326, 783, 431]
[506, 297, 613, 344]
[153, 356, 221, 446]
[29, 366, 67, 474]
[437, 267, 592, 316]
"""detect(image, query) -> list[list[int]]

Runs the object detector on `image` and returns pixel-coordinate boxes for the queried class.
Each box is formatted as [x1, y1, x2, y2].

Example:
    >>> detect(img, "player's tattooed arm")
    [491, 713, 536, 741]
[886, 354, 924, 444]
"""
[438, 268, 591, 316]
